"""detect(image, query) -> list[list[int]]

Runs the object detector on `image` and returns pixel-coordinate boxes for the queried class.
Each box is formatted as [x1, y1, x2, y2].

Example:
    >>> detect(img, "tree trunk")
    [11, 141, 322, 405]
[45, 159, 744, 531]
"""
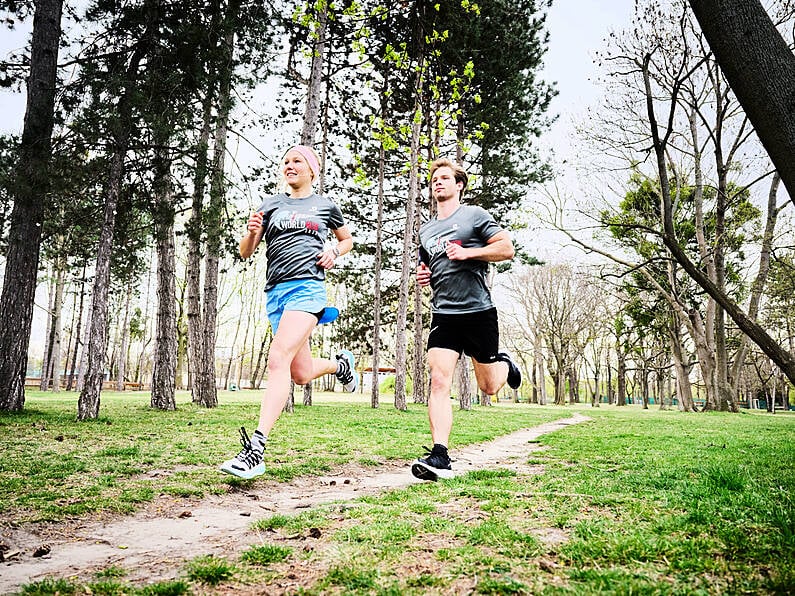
[688, 0, 795, 208]
[195, 6, 239, 407]
[606, 349, 614, 404]
[40, 273, 54, 390]
[370, 137, 386, 409]
[284, 381, 295, 413]
[642, 50, 795, 387]
[393, 65, 423, 412]
[63, 269, 82, 391]
[116, 290, 132, 391]
[299, 0, 328, 144]
[75, 281, 92, 392]
[567, 365, 579, 404]
[175, 277, 188, 390]
[616, 349, 627, 407]
[669, 320, 695, 412]
[731, 173, 782, 387]
[250, 327, 271, 390]
[186, 91, 212, 402]
[150, 148, 177, 411]
[50, 261, 64, 392]
[534, 333, 546, 405]
[0, 0, 63, 411]
[412, 188, 426, 405]
[78, 32, 148, 419]
[455, 355, 472, 410]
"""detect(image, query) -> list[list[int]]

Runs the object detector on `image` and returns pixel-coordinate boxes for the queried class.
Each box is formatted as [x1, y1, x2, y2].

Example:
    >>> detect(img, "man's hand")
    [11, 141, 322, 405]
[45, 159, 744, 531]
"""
[445, 239, 470, 261]
[416, 263, 431, 287]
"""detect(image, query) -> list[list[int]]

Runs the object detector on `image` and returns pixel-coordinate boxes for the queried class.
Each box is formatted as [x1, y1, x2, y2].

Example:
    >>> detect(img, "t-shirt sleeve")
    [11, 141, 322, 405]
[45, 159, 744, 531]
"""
[418, 246, 430, 266]
[473, 206, 504, 242]
[328, 201, 345, 229]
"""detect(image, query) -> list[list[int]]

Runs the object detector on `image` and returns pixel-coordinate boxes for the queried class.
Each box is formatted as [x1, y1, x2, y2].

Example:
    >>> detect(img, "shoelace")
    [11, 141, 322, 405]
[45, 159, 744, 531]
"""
[421, 445, 452, 465]
[233, 427, 261, 467]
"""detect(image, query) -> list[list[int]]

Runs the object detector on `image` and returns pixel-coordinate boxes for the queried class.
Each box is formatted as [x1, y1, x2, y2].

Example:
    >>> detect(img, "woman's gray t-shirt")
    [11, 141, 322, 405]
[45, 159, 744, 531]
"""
[418, 205, 503, 314]
[255, 193, 345, 290]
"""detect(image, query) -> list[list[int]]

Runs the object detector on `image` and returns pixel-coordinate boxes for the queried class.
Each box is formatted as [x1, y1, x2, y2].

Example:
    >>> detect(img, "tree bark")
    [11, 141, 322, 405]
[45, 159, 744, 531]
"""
[150, 147, 177, 411]
[186, 91, 213, 402]
[0, 0, 63, 410]
[394, 66, 423, 412]
[370, 137, 386, 409]
[688, 0, 795, 208]
[299, 0, 328, 144]
[116, 291, 131, 391]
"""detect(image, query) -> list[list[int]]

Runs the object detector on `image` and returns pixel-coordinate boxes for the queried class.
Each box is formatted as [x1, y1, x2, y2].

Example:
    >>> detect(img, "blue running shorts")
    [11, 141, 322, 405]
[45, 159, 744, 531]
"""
[266, 279, 339, 332]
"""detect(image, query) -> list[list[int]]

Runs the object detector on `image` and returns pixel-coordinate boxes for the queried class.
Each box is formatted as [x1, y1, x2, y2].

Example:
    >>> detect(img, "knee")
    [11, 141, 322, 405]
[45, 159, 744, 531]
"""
[266, 347, 292, 374]
[429, 370, 452, 395]
[291, 368, 313, 386]
[478, 380, 501, 396]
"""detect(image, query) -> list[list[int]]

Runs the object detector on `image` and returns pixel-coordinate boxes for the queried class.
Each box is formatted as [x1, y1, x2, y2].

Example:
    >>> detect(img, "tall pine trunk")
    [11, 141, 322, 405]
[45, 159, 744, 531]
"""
[78, 35, 147, 419]
[0, 0, 63, 411]
[116, 291, 131, 391]
[394, 63, 424, 412]
[195, 11, 239, 407]
[150, 146, 177, 411]
[186, 91, 213, 402]
[370, 99, 388, 409]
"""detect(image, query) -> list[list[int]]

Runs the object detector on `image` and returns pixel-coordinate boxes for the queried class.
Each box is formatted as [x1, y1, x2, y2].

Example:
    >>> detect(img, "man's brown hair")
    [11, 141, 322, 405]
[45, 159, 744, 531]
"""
[429, 158, 468, 198]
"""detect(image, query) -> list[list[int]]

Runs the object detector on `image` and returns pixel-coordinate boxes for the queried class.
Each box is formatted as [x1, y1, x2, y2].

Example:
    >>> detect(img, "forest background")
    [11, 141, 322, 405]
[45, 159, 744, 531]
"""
[0, 0, 794, 419]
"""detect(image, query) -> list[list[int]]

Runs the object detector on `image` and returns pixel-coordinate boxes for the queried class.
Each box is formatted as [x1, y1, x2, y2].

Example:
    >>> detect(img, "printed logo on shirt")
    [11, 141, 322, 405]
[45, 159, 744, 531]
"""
[426, 232, 459, 258]
[272, 209, 322, 236]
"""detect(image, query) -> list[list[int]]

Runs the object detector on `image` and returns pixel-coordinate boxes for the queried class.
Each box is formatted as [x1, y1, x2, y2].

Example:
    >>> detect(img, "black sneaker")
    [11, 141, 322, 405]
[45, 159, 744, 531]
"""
[411, 444, 454, 481]
[219, 427, 265, 479]
[497, 352, 522, 390]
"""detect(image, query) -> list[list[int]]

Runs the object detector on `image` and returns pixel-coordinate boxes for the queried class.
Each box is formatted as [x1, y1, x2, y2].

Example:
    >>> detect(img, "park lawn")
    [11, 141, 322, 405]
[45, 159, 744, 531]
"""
[0, 389, 563, 522]
[7, 396, 795, 595]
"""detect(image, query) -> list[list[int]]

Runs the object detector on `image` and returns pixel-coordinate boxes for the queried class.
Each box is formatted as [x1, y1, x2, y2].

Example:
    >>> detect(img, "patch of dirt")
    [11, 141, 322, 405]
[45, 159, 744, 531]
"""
[0, 414, 590, 593]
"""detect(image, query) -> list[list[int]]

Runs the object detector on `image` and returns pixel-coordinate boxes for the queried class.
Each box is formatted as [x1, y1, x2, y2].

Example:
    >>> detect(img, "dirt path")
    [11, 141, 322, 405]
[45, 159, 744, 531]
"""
[0, 414, 590, 592]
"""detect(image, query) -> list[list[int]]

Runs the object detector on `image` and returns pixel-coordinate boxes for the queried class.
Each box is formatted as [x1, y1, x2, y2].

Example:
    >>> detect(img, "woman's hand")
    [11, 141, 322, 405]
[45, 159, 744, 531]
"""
[247, 211, 264, 235]
[316, 249, 338, 270]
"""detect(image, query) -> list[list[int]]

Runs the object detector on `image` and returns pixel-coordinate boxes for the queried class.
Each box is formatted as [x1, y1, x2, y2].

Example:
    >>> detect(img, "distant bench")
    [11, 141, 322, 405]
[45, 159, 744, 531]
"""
[25, 378, 145, 391]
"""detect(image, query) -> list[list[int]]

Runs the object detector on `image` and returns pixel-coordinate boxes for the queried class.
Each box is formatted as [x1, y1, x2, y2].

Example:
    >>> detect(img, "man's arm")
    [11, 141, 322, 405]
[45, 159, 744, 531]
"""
[445, 230, 514, 263]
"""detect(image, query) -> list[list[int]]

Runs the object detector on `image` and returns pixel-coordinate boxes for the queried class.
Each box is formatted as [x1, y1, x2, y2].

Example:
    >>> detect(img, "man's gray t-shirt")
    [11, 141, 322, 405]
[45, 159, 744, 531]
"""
[418, 205, 504, 314]
[255, 193, 345, 290]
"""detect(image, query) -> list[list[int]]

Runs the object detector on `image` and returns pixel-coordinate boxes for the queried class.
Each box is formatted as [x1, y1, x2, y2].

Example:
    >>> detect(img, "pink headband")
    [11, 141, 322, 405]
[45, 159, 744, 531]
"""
[285, 145, 320, 179]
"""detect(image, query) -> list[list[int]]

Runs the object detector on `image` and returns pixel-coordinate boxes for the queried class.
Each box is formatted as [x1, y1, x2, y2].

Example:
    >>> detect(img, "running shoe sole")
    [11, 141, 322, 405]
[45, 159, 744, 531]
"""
[338, 349, 358, 392]
[219, 461, 266, 479]
[411, 459, 454, 481]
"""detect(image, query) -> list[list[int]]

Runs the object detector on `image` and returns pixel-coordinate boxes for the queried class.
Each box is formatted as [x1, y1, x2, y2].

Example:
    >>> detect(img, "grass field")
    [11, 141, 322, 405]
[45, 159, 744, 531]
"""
[2, 390, 794, 594]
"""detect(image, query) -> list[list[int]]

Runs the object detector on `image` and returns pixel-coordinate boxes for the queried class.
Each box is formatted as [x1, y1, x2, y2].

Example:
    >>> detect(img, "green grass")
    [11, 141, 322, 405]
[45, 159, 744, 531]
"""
[185, 555, 236, 585]
[0, 389, 562, 522]
[236, 407, 793, 594]
[7, 393, 795, 594]
[240, 544, 293, 566]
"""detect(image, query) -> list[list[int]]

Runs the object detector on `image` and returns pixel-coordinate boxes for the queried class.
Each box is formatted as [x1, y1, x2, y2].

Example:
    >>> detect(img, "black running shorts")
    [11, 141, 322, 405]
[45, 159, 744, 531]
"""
[427, 307, 500, 364]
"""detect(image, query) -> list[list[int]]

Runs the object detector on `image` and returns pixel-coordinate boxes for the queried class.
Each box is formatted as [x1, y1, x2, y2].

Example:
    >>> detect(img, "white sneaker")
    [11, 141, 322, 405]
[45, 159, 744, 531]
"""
[335, 350, 358, 392]
[219, 427, 265, 479]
